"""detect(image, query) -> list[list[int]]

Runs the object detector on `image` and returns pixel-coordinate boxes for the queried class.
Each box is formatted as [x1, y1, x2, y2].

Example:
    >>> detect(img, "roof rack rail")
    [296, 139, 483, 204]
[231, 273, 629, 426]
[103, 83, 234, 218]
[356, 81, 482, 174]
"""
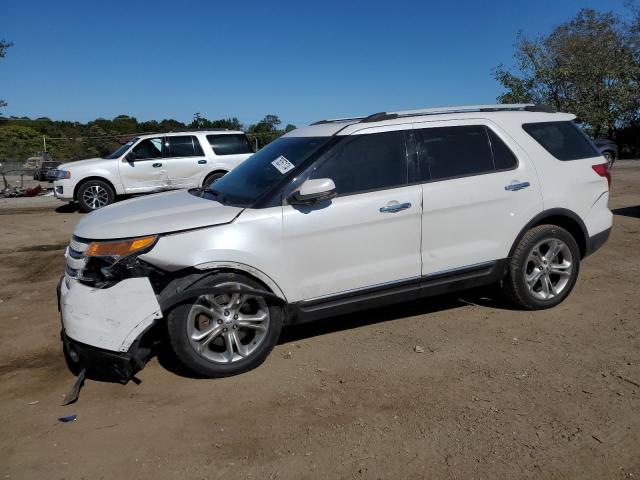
[309, 104, 558, 126]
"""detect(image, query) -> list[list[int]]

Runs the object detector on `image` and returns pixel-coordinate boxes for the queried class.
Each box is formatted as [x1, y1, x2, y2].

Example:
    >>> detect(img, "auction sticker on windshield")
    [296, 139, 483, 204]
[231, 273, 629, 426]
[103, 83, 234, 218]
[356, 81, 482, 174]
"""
[271, 156, 295, 174]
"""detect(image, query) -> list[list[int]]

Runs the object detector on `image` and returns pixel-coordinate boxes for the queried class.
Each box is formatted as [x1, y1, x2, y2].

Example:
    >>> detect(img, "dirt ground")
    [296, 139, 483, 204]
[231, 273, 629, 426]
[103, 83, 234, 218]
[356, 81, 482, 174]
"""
[1, 162, 639, 479]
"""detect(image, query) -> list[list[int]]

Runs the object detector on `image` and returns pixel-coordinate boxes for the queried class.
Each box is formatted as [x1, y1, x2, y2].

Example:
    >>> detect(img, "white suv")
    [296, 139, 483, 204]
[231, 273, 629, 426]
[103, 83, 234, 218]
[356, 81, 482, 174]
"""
[58, 104, 612, 381]
[53, 130, 254, 212]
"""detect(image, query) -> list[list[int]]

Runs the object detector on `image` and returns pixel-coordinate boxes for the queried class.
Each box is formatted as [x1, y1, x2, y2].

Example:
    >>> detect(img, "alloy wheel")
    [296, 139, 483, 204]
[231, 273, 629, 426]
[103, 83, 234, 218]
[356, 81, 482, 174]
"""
[524, 238, 574, 300]
[186, 282, 270, 363]
[82, 185, 109, 210]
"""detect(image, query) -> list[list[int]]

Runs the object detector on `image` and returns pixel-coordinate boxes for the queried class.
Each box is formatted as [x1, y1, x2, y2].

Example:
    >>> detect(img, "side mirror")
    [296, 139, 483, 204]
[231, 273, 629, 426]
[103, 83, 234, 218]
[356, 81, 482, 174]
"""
[125, 151, 135, 162]
[288, 178, 337, 205]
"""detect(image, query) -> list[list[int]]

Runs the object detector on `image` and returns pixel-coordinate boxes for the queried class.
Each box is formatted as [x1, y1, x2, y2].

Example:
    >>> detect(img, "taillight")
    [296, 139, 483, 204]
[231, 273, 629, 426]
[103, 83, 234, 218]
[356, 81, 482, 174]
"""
[592, 163, 611, 189]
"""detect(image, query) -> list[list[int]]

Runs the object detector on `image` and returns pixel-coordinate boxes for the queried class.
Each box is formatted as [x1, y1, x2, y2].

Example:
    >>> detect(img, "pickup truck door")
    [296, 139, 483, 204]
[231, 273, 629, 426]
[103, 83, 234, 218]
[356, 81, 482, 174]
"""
[119, 137, 167, 193]
[163, 135, 209, 189]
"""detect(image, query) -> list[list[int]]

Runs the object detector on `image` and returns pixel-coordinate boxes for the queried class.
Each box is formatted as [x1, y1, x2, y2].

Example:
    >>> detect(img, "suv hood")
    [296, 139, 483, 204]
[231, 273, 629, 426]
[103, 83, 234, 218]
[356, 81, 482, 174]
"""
[58, 157, 111, 170]
[74, 190, 244, 240]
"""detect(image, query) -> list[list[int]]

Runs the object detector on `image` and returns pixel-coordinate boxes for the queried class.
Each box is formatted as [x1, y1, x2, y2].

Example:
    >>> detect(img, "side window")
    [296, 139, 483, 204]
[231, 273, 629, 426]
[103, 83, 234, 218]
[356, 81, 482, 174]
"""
[132, 137, 164, 160]
[309, 130, 408, 196]
[522, 121, 600, 160]
[207, 134, 253, 155]
[167, 136, 204, 158]
[487, 128, 517, 170]
[418, 125, 494, 181]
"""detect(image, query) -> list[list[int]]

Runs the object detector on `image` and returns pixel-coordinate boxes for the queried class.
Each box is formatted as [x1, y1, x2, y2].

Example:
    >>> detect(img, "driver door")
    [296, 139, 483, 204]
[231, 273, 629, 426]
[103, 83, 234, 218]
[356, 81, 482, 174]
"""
[281, 126, 423, 302]
[119, 137, 168, 193]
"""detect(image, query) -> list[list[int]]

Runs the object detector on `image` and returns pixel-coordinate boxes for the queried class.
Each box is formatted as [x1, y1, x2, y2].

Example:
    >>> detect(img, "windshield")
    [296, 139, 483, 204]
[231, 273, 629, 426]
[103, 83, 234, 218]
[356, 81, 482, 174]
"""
[103, 139, 137, 159]
[203, 136, 333, 207]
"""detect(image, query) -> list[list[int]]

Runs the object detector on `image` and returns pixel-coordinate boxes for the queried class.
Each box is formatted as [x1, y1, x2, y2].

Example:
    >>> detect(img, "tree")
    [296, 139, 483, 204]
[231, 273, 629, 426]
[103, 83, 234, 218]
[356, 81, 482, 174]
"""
[0, 39, 13, 112]
[494, 7, 640, 138]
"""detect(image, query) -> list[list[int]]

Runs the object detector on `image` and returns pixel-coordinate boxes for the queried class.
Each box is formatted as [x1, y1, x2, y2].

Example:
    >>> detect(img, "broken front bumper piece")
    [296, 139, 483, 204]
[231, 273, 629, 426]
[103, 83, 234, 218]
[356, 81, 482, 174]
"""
[59, 276, 163, 381]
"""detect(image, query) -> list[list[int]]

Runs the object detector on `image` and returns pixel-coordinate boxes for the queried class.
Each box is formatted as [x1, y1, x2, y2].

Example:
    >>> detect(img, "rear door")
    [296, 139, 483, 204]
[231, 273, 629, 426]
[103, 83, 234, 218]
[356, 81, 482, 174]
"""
[164, 135, 209, 189]
[281, 126, 423, 301]
[416, 120, 543, 275]
[119, 136, 167, 193]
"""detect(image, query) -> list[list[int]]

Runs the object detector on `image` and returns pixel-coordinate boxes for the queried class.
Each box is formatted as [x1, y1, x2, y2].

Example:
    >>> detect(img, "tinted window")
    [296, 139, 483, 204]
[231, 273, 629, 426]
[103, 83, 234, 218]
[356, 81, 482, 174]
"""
[208, 134, 253, 155]
[418, 125, 494, 181]
[132, 137, 163, 160]
[204, 137, 334, 207]
[487, 128, 518, 170]
[310, 131, 407, 195]
[167, 136, 204, 157]
[523, 121, 600, 160]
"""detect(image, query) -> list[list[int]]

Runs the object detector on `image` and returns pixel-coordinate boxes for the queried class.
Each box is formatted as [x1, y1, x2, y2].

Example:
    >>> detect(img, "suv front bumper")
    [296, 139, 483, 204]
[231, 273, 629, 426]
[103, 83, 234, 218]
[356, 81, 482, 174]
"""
[53, 179, 74, 200]
[58, 276, 163, 379]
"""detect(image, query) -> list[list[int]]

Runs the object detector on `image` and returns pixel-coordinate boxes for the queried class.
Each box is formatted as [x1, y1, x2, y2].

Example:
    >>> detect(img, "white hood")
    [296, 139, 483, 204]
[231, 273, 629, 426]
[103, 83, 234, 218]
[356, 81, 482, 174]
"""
[74, 190, 244, 240]
[58, 157, 113, 170]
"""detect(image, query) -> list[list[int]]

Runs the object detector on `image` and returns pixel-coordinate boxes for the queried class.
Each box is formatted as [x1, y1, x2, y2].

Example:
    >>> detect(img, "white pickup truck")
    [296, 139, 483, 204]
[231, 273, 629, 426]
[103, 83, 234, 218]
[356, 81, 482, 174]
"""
[53, 130, 254, 211]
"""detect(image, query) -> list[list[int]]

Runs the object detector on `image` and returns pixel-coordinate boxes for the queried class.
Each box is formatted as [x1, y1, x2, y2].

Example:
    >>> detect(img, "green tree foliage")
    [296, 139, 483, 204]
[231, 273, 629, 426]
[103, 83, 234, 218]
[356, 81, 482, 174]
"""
[0, 39, 13, 111]
[248, 114, 291, 148]
[494, 7, 640, 139]
[0, 113, 296, 161]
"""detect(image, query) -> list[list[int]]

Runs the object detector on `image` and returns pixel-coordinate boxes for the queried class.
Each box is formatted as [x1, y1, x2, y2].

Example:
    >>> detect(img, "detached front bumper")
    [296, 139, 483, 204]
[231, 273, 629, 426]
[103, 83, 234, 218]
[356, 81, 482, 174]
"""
[58, 276, 163, 380]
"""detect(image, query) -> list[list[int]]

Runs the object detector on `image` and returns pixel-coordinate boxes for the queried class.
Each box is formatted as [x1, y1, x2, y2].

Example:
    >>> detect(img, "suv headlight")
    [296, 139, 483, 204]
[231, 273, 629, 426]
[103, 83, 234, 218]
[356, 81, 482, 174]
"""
[54, 169, 71, 179]
[86, 235, 158, 259]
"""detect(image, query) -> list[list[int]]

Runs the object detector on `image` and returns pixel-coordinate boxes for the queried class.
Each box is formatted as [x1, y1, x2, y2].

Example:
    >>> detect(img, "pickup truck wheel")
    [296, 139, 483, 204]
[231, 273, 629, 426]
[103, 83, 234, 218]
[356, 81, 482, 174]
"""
[77, 180, 114, 212]
[202, 171, 226, 189]
[502, 225, 580, 310]
[167, 273, 283, 378]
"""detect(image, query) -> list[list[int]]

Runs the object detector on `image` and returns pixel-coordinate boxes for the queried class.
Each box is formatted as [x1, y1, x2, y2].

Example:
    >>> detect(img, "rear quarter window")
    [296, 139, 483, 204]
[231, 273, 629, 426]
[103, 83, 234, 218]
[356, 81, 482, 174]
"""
[207, 134, 253, 155]
[522, 121, 600, 161]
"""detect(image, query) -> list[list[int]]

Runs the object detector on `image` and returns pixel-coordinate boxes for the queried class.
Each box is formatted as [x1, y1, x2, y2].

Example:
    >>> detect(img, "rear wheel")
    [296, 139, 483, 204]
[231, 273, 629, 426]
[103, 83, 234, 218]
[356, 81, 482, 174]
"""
[502, 224, 580, 310]
[202, 171, 226, 189]
[77, 180, 115, 212]
[167, 273, 283, 377]
[603, 151, 615, 168]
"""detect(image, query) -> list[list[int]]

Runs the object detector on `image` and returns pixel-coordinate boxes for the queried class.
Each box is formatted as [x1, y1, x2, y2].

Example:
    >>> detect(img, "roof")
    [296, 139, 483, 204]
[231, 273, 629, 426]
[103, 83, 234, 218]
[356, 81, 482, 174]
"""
[136, 130, 245, 140]
[285, 104, 575, 137]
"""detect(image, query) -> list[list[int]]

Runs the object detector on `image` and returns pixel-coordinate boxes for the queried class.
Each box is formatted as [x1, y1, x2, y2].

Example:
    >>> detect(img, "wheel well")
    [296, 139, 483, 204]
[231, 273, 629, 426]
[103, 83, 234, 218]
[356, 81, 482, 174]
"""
[157, 267, 283, 315]
[73, 176, 116, 200]
[601, 149, 615, 158]
[526, 214, 587, 258]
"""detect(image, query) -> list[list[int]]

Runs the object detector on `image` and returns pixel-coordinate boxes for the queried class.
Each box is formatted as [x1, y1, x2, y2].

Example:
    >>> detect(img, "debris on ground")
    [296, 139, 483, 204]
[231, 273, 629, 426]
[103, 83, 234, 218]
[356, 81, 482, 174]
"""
[414, 345, 425, 353]
[58, 414, 77, 423]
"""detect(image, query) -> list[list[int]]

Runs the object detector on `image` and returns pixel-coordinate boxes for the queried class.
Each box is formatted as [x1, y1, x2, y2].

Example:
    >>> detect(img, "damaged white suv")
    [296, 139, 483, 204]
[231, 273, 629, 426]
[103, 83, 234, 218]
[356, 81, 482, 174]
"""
[58, 104, 612, 381]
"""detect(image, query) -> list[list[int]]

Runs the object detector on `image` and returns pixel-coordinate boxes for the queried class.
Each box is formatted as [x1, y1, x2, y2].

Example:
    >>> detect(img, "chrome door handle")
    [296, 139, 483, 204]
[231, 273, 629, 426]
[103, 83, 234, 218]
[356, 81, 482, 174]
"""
[379, 202, 411, 213]
[505, 181, 530, 191]
[152, 163, 162, 168]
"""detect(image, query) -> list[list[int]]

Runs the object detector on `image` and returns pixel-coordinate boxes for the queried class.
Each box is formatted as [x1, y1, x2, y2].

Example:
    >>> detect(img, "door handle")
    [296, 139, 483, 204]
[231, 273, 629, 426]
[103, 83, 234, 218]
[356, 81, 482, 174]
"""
[152, 163, 162, 168]
[198, 159, 207, 164]
[504, 181, 530, 191]
[379, 202, 411, 213]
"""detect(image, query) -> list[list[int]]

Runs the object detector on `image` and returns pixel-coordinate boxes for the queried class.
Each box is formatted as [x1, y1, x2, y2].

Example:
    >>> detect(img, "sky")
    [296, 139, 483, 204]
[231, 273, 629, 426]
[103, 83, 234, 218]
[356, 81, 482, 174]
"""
[0, 0, 632, 127]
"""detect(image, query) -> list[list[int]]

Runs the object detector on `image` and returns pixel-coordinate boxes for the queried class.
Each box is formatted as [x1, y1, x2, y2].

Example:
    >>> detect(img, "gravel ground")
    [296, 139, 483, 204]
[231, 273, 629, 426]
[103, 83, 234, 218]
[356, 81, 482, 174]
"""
[0, 161, 639, 479]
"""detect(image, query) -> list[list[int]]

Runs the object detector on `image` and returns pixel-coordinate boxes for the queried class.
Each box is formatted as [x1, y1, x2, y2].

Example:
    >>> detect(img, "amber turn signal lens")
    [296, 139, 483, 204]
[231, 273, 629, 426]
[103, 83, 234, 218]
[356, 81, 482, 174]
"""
[85, 235, 157, 257]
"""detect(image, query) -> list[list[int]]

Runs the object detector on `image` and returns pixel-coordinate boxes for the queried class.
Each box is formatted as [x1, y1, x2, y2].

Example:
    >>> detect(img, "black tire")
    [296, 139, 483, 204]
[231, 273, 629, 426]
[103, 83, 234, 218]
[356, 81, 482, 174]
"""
[202, 171, 226, 189]
[501, 224, 581, 310]
[76, 179, 115, 212]
[166, 272, 283, 378]
[602, 151, 615, 168]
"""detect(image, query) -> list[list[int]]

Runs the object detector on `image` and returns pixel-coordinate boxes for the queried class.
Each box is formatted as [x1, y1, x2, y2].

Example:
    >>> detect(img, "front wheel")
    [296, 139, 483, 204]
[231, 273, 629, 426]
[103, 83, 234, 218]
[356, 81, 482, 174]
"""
[77, 179, 115, 212]
[502, 224, 580, 310]
[166, 273, 283, 377]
